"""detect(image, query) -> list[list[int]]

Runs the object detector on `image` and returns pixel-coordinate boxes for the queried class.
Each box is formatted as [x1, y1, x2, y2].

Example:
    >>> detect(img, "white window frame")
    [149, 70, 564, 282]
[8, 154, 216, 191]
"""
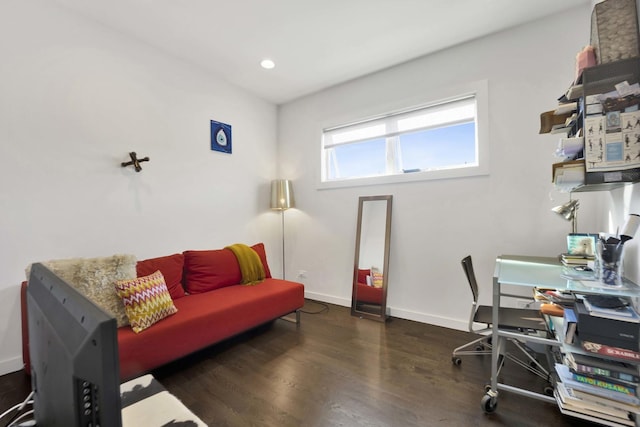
[318, 80, 489, 189]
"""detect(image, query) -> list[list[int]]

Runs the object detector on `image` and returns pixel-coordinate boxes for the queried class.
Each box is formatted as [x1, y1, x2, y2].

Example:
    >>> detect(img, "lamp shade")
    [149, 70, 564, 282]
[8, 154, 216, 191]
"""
[270, 179, 294, 210]
[552, 199, 579, 221]
[552, 199, 579, 233]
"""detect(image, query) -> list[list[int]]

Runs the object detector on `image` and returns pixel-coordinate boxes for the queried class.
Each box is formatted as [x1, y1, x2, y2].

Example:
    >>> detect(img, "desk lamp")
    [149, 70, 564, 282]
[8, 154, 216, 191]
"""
[552, 198, 579, 234]
[270, 179, 294, 279]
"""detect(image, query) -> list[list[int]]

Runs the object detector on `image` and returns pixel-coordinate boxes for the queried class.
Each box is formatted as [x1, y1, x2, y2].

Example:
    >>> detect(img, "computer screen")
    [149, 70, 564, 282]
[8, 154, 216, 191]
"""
[27, 263, 123, 427]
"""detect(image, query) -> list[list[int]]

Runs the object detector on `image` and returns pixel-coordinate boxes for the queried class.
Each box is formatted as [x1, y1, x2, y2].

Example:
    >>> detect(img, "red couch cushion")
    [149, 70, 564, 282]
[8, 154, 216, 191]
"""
[183, 243, 272, 294]
[183, 249, 242, 294]
[357, 269, 370, 284]
[117, 278, 304, 380]
[137, 253, 186, 300]
[356, 283, 383, 304]
[251, 243, 272, 279]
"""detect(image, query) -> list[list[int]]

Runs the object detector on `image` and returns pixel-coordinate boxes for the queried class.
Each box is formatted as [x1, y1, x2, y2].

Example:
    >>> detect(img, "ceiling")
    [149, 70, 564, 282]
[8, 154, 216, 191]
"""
[51, 0, 591, 105]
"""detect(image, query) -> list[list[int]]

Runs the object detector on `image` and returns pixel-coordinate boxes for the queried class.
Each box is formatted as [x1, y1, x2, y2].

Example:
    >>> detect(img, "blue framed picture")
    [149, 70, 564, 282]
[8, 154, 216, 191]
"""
[210, 120, 232, 154]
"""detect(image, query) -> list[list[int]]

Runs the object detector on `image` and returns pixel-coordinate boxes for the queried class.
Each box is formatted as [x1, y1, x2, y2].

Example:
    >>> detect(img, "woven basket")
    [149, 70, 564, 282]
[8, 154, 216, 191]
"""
[591, 0, 640, 64]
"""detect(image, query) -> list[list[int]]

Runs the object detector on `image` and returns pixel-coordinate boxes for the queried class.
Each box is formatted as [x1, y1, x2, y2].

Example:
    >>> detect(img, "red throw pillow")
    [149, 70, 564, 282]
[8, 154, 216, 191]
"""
[136, 253, 186, 300]
[251, 243, 272, 279]
[183, 249, 242, 294]
[357, 269, 370, 284]
[183, 243, 274, 294]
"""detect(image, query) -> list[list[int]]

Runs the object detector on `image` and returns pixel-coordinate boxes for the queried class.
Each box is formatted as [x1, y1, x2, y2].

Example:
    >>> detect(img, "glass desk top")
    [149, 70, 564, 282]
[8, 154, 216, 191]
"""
[494, 255, 640, 298]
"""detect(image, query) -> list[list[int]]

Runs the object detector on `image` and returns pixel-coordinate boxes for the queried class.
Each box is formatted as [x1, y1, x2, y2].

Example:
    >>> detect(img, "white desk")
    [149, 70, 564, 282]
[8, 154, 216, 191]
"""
[485, 255, 640, 424]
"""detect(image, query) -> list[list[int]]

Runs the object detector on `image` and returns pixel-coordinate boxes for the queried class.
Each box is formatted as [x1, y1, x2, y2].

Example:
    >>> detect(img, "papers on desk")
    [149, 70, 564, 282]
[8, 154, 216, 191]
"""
[581, 295, 640, 323]
[536, 288, 575, 307]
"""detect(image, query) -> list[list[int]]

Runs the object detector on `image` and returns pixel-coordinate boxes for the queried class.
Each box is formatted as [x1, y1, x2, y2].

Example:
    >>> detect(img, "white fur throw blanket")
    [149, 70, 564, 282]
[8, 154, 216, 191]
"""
[26, 254, 137, 327]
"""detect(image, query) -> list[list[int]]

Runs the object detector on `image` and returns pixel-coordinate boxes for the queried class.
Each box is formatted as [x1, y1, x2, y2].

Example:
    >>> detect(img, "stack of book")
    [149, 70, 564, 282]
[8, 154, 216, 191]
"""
[555, 360, 640, 426]
[553, 295, 640, 424]
[561, 253, 595, 266]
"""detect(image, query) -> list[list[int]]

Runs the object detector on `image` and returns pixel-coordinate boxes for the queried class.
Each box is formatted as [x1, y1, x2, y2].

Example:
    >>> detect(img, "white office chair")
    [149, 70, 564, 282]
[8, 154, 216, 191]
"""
[452, 256, 550, 382]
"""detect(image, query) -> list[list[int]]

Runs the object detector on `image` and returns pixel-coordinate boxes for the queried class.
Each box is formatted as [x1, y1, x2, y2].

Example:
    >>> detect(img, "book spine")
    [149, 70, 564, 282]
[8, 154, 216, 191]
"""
[571, 372, 637, 396]
[583, 341, 640, 362]
[574, 363, 640, 383]
[565, 378, 640, 405]
[556, 364, 640, 406]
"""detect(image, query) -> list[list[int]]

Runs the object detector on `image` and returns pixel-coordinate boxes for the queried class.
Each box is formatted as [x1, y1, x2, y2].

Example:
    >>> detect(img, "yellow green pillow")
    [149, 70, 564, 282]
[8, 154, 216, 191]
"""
[115, 270, 178, 333]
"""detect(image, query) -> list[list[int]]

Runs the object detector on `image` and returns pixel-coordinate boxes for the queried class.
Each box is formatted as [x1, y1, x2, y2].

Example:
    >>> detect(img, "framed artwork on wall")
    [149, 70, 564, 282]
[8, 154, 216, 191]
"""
[210, 120, 232, 154]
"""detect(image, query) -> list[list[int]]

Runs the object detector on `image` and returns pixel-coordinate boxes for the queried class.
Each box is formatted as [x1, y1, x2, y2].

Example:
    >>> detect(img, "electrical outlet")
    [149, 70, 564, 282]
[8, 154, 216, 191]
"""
[297, 270, 307, 279]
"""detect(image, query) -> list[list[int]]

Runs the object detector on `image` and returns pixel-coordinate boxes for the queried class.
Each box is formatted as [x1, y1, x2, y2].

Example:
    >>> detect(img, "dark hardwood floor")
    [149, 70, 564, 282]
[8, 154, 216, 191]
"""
[1, 301, 598, 426]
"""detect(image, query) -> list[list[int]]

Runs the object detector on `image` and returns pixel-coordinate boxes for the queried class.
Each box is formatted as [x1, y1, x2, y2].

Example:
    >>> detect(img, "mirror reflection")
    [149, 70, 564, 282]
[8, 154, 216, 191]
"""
[351, 195, 392, 322]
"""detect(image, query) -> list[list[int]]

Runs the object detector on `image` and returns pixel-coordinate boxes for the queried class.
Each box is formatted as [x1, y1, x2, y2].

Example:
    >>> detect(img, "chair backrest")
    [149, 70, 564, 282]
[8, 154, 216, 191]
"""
[461, 255, 480, 304]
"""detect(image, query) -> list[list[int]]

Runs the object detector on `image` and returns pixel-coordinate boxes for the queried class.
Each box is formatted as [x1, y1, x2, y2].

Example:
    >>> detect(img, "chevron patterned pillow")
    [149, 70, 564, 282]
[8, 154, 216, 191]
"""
[115, 270, 178, 333]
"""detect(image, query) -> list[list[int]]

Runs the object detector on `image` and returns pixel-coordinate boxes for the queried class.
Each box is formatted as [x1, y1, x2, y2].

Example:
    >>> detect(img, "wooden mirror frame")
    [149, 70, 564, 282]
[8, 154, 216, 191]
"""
[351, 195, 392, 322]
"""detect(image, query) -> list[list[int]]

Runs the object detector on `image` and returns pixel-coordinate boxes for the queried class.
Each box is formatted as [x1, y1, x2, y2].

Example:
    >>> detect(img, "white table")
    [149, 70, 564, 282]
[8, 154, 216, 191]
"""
[484, 255, 640, 425]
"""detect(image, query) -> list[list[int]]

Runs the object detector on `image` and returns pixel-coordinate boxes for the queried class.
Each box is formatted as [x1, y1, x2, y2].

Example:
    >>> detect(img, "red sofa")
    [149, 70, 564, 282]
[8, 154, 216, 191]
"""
[21, 243, 304, 380]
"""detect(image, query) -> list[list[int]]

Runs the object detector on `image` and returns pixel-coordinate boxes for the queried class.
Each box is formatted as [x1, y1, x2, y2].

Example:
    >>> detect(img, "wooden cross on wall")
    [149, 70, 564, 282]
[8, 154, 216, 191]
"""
[121, 152, 150, 172]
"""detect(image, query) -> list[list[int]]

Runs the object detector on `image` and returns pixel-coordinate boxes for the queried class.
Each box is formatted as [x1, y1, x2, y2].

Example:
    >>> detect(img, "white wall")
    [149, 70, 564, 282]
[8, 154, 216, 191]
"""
[0, 1, 279, 374]
[278, 4, 604, 329]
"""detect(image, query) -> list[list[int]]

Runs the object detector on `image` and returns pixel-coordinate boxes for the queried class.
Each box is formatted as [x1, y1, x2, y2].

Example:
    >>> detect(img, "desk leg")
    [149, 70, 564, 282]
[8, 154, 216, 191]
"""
[482, 274, 500, 413]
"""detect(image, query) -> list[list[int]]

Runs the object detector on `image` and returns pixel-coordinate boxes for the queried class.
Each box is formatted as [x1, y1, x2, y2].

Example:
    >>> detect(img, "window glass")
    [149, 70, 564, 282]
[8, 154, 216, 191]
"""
[399, 122, 476, 171]
[321, 91, 485, 186]
[327, 138, 386, 180]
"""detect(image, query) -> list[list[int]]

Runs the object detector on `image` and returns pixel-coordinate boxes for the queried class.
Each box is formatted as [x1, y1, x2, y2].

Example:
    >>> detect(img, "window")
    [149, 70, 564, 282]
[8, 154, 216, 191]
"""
[321, 87, 487, 187]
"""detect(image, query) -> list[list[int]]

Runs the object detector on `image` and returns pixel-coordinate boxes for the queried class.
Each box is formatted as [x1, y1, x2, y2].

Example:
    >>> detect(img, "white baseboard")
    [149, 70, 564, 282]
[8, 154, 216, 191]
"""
[387, 307, 467, 331]
[0, 355, 24, 376]
[304, 291, 351, 308]
[304, 291, 467, 332]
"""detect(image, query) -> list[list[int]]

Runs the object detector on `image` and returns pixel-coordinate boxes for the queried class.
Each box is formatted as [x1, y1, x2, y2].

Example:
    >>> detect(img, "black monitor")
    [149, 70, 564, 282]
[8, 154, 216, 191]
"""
[27, 263, 123, 427]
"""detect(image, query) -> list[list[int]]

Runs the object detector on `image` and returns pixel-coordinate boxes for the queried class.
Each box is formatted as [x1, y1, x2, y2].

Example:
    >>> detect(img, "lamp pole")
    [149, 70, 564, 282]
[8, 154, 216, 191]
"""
[281, 209, 286, 280]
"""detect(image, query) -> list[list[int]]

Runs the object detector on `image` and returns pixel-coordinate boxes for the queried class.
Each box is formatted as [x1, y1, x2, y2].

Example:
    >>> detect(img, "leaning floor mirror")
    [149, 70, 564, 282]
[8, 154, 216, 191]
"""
[351, 195, 392, 322]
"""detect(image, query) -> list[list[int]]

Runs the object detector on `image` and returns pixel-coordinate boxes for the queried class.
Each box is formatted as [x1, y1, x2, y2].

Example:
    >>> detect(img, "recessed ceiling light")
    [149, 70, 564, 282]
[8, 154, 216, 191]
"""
[260, 59, 275, 69]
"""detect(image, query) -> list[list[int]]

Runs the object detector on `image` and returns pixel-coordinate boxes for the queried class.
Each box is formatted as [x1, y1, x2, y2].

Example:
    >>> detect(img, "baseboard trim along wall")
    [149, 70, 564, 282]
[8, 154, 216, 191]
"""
[0, 355, 24, 377]
[303, 291, 467, 332]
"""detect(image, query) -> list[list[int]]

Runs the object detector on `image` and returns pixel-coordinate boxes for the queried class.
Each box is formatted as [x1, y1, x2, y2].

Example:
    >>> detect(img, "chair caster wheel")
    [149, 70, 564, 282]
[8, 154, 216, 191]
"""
[481, 394, 497, 413]
[544, 385, 554, 396]
[452, 357, 462, 366]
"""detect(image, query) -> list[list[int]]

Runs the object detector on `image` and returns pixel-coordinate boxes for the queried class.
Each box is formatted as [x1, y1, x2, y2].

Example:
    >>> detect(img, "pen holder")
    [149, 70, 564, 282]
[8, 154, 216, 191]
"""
[597, 241, 625, 286]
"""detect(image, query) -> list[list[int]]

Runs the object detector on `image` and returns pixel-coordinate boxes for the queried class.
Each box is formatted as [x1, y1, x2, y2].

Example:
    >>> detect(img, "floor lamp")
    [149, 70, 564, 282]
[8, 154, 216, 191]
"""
[271, 179, 294, 279]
